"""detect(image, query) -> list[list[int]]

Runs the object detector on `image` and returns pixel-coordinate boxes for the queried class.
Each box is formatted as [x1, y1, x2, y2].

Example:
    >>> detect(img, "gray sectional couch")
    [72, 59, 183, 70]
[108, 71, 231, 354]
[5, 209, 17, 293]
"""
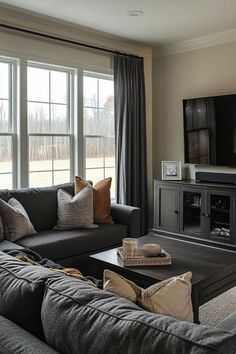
[0, 251, 235, 354]
[0, 183, 141, 268]
[0, 183, 235, 353]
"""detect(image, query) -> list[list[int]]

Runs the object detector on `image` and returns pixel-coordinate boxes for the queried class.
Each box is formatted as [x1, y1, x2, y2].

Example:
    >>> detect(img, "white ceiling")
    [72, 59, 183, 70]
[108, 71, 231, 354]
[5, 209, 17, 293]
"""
[1, 0, 236, 46]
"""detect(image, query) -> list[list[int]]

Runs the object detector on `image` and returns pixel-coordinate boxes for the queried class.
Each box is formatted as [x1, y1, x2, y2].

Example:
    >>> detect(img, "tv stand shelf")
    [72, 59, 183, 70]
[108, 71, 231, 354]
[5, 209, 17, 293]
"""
[153, 179, 236, 250]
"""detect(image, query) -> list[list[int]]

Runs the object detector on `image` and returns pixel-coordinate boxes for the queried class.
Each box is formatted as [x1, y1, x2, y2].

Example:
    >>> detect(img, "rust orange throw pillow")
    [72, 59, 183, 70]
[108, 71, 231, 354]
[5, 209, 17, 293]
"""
[75, 176, 113, 224]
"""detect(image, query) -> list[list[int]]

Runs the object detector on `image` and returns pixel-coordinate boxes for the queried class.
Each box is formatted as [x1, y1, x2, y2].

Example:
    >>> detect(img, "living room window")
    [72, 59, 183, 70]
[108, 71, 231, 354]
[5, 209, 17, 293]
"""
[0, 58, 17, 189]
[0, 55, 116, 191]
[83, 71, 115, 198]
[27, 62, 74, 187]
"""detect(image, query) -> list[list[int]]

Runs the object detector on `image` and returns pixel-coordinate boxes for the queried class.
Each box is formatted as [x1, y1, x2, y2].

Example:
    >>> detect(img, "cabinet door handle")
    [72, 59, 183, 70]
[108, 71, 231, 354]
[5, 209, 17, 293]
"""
[174, 210, 179, 214]
[205, 213, 210, 217]
[200, 212, 205, 216]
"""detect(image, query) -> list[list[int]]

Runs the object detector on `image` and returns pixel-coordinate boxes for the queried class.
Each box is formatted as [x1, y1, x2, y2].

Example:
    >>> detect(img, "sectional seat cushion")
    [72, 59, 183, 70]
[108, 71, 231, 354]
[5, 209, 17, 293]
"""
[41, 276, 236, 354]
[16, 224, 127, 261]
[0, 240, 24, 252]
[9, 183, 74, 231]
[0, 251, 58, 339]
[0, 315, 59, 354]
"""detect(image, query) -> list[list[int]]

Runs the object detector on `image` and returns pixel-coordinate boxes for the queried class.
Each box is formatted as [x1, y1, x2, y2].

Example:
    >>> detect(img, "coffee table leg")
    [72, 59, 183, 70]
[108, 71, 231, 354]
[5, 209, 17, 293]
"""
[192, 287, 200, 324]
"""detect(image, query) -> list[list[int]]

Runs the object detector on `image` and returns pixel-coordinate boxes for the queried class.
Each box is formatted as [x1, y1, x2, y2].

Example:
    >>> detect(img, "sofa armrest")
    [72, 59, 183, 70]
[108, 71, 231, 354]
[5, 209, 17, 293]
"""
[111, 203, 141, 237]
[216, 312, 236, 334]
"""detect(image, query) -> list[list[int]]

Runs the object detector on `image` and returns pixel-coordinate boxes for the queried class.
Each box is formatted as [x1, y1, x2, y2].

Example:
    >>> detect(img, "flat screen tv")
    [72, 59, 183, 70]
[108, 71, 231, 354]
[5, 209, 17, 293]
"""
[183, 94, 236, 166]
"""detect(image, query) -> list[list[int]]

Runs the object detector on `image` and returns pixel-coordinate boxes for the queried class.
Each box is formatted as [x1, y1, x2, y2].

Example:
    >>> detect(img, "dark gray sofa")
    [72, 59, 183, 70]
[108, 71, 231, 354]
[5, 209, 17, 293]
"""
[0, 251, 235, 354]
[0, 183, 140, 268]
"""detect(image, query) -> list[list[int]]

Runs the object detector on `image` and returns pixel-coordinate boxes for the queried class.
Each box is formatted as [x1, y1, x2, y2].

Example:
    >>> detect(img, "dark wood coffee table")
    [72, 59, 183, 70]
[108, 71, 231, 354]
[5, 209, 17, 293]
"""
[90, 234, 236, 323]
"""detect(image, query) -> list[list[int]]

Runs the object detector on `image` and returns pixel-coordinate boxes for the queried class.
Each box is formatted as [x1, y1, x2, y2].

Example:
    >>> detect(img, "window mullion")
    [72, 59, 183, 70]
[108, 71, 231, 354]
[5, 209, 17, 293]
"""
[76, 68, 84, 178]
[19, 58, 28, 188]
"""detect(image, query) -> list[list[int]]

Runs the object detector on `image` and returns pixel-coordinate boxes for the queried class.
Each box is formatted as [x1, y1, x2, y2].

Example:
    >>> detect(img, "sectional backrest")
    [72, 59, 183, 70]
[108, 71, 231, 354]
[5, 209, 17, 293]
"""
[0, 251, 235, 354]
[0, 251, 59, 340]
[0, 190, 11, 202]
[41, 277, 236, 354]
[7, 183, 74, 231]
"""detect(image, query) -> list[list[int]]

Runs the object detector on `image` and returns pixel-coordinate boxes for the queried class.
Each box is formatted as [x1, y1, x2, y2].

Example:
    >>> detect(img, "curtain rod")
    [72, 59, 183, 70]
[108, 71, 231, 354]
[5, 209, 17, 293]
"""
[0, 23, 143, 59]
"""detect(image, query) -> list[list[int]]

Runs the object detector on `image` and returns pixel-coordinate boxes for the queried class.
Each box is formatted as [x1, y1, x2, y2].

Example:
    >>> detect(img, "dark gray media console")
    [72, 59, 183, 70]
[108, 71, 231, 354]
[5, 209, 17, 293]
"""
[153, 179, 236, 250]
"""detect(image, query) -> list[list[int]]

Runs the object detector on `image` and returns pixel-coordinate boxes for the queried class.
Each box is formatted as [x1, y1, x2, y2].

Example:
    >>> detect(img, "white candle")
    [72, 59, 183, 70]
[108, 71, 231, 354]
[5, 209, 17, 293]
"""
[122, 238, 138, 257]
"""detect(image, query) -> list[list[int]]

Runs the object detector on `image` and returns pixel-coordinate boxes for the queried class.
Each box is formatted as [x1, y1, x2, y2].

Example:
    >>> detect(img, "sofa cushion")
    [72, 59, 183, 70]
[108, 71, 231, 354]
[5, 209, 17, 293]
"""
[0, 217, 4, 241]
[55, 187, 97, 230]
[16, 224, 127, 261]
[0, 315, 58, 354]
[0, 251, 58, 339]
[41, 277, 236, 354]
[0, 197, 37, 242]
[217, 312, 236, 334]
[9, 183, 74, 231]
[0, 189, 10, 202]
[0, 240, 24, 251]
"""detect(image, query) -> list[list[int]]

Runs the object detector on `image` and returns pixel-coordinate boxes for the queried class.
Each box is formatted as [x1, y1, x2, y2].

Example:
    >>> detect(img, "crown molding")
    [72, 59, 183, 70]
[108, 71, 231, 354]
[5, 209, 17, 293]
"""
[153, 28, 236, 58]
[0, 3, 152, 59]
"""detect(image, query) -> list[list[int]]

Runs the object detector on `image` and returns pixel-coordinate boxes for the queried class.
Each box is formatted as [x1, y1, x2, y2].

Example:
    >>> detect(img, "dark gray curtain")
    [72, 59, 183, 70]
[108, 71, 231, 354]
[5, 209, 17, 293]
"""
[113, 53, 148, 235]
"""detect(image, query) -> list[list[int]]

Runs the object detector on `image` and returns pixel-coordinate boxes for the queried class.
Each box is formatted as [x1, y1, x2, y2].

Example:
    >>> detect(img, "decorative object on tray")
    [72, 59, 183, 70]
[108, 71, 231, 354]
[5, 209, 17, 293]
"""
[117, 242, 172, 267]
[122, 238, 138, 257]
[141, 243, 162, 257]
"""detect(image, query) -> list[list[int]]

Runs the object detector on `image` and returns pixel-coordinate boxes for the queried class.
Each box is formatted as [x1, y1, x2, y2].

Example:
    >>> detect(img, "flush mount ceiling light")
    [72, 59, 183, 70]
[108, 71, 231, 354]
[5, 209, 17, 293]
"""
[127, 10, 144, 17]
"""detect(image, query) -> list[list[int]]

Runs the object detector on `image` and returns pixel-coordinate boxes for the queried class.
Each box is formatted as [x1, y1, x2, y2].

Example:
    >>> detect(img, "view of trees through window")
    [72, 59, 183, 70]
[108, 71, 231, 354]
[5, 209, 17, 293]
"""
[83, 72, 115, 198]
[27, 64, 72, 187]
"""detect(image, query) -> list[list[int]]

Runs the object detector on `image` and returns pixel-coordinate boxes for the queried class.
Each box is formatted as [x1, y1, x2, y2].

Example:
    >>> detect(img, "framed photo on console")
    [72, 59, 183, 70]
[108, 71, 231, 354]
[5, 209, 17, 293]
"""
[162, 161, 182, 180]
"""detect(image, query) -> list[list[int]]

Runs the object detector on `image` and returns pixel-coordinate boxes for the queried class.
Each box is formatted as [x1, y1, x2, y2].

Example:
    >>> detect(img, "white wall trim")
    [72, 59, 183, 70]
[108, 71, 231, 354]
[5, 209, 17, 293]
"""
[153, 28, 236, 57]
[0, 3, 152, 59]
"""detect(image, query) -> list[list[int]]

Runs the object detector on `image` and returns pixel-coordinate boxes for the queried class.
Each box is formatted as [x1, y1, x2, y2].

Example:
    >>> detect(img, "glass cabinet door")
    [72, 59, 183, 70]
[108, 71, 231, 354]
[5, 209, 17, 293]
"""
[182, 190, 204, 235]
[209, 193, 231, 242]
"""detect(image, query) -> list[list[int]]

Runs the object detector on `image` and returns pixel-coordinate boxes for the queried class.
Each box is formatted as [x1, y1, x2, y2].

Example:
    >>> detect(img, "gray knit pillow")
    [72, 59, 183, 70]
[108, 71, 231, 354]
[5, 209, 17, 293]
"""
[55, 186, 97, 230]
[0, 197, 37, 242]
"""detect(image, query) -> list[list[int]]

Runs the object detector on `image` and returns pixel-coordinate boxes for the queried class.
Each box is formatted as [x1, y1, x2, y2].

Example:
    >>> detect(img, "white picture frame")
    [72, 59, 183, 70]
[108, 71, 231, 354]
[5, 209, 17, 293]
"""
[162, 161, 182, 180]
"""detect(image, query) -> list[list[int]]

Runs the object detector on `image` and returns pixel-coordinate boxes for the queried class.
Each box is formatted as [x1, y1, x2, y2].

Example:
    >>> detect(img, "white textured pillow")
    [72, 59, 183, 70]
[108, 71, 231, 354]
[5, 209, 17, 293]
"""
[55, 186, 97, 230]
[0, 197, 37, 242]
[103, 270, 193, 322]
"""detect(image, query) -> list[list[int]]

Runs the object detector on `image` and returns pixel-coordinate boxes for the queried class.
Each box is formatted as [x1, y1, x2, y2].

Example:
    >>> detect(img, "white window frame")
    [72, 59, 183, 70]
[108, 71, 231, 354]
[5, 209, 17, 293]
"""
[0, 56, 18, 189]
[27, 61, 75, 187]
[83, 70, 115, 183]
[0, 53, 115, 190]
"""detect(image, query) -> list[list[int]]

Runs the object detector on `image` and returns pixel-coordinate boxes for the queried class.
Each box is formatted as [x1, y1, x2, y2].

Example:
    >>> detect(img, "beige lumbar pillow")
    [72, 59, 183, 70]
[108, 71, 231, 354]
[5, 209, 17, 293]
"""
[55, 186, 97, 230]
[0, 197, 37, 242]
[103, 269, 193, 322]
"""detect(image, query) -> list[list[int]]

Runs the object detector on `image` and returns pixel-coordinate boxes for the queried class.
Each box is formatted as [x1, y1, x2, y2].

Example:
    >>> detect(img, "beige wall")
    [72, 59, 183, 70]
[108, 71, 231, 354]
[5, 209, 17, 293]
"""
[153, 41, 236, 180]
